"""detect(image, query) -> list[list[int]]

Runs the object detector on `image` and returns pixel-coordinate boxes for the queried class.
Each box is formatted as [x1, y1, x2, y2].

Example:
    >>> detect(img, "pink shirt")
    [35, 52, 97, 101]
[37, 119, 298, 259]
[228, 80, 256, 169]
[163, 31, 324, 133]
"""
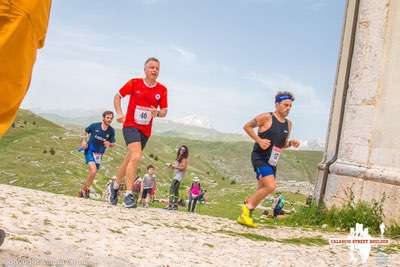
[190, 183, 201, 197]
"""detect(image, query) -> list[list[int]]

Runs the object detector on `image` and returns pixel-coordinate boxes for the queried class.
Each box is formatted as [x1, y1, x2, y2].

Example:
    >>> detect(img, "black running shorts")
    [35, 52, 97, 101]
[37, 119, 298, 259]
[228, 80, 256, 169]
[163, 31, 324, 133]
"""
[122, 127, 149, 149]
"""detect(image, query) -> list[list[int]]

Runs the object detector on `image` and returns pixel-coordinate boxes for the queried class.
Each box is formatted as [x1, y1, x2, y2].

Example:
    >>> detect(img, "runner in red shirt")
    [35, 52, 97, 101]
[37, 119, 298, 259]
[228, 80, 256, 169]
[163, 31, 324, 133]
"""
[108, 57, 168, 208]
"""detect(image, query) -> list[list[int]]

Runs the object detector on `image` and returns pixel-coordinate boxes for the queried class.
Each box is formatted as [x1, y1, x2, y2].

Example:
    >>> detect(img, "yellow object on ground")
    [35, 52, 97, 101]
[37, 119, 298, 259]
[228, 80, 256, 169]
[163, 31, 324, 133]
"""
[237, 204, 257, 228]
[0, 0, 51, 136]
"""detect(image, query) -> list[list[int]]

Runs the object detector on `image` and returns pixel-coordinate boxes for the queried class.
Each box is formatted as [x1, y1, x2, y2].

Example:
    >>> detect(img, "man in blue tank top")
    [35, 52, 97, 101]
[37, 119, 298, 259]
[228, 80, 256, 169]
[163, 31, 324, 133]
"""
[237, 91, 300, 227]
[78, 111, 116, 198]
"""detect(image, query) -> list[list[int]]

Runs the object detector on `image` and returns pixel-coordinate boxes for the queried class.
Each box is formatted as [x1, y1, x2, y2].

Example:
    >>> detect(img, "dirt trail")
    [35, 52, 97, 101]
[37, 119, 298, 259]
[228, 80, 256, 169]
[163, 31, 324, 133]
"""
[0, 184, 398, 266]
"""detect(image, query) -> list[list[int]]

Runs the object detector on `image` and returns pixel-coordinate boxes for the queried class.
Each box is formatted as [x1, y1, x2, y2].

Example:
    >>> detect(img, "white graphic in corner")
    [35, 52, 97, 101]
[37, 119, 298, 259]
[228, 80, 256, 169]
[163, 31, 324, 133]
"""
[347, 223, 386, 264]
[330, 222, 389, 265]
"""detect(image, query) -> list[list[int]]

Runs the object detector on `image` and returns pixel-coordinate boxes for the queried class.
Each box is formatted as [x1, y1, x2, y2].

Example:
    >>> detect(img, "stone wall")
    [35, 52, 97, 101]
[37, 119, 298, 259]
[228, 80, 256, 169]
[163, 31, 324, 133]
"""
[315, 0, 400, 223]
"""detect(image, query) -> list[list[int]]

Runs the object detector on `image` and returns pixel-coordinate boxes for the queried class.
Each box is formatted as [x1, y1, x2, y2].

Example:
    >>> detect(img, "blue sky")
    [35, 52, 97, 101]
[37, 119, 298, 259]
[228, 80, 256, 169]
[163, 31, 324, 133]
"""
[23, 0, 346, 141]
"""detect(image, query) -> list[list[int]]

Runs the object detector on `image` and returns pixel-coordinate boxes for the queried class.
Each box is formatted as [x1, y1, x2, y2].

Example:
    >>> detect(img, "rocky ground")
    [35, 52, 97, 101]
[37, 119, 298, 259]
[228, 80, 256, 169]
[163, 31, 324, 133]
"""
[276, 180, 315, 196]
[0, 184, 398, 267]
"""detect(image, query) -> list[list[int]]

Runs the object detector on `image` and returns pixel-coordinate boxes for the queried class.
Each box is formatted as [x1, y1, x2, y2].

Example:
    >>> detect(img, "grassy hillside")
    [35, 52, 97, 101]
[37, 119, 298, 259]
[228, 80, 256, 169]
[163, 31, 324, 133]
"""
[38, 112, 250, 142]
[153, 119, 249, 142]
[0, 110, 322, 220]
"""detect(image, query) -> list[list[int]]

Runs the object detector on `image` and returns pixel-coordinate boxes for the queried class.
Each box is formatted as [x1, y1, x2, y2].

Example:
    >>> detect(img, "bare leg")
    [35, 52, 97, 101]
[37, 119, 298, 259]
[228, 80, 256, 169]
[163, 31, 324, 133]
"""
[83, 163, 97, 190]
[124, 142, 142, 191]
[115, 151, 130, 184]
[247, 175, 276, 209]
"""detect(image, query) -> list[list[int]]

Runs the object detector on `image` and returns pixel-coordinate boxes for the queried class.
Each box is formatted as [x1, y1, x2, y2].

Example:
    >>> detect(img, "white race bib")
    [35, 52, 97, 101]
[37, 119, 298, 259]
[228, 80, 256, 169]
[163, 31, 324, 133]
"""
[93, 152, 102, 164]
[268, 146, 281, 166]
[134, 105, 152, 125]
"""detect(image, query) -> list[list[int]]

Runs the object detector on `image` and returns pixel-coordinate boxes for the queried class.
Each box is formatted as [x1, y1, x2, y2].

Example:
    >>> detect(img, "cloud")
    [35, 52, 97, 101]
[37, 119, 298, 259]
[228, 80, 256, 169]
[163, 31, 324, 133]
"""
[242, 72, 328, 114]
[170, 45, 197, 62]
[140, 0, 169, 5]
[240, 72, 331, 139]
[164, 79, 273, 133]
[45, 25, 116, 58]
[238, 0, 285, 4]
[309, 0, 329, 11]
[240, 0, 329, 10]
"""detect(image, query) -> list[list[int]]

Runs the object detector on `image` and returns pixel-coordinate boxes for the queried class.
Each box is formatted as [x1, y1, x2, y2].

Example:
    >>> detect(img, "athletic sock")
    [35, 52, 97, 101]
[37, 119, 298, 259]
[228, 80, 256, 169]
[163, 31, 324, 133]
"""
[246, 202, 255, 210]
[249, 208, 254, 217]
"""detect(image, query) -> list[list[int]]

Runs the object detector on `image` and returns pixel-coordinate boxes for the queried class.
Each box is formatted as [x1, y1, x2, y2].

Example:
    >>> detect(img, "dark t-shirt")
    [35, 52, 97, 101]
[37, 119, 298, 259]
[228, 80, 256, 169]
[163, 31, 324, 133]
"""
[85, 122, 115, 153]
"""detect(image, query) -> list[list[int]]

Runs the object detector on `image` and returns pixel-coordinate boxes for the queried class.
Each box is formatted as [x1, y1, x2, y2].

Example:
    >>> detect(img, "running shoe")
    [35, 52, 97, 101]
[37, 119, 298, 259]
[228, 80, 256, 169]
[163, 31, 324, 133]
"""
[123, 193, 137, 208]
[78, 188, 89, 198]
[237, 204, 256, 228]
[108, 180, 119, 205]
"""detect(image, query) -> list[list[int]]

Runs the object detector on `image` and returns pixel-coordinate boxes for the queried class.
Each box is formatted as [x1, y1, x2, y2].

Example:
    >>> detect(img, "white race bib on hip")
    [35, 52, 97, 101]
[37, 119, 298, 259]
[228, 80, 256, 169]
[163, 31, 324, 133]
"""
[93, 152, 102, 164]
[134, 105, 152, 125]
[268, 146, 281, 166]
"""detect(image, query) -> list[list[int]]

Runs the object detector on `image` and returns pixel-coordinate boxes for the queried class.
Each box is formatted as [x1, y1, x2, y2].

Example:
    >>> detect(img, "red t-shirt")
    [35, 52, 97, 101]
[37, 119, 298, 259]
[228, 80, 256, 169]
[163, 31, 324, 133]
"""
[118, 78, 168, 137]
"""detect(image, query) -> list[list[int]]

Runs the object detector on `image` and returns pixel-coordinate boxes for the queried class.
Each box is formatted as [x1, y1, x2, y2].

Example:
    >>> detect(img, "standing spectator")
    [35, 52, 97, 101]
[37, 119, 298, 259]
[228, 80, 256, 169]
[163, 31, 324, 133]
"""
[141, 165, 156, 208]
[166, 145, 189, 210]
[188, 177, 202, 212]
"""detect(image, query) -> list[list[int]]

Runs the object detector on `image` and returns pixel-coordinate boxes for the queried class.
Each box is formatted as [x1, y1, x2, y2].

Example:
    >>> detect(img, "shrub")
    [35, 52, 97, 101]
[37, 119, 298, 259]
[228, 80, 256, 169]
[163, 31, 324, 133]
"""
[285, 189, 385, 234]
[385, 223, 400, 239]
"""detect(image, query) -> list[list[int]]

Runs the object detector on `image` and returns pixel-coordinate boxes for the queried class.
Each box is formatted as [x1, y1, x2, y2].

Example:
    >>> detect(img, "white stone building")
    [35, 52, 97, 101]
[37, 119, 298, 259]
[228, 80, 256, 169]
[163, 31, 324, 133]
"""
[314, 0, 400, 223]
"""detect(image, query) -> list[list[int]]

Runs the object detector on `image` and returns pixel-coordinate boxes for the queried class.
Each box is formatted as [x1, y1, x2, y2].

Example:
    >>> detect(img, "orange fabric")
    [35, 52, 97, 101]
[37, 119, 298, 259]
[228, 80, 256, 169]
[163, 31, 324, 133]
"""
[0, 0, 51, 136]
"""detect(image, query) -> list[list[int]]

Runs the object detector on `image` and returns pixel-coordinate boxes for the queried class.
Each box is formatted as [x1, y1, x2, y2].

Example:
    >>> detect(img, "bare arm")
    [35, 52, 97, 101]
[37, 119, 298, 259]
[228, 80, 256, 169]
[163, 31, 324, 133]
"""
[174, 158, 188, 171]
[283, 120, 300, 149]
[243, 113, 271, 141]
[81, 131, 88, 142]
[103, 141, 114, 149]
[114, 94, 125, 123]
[283, 120, 292, 148]
[80, 131, 89, 148]
[243, 113, 272, 150]
[243, 118, 261, 143]
[150, 107, 168, 118]
[158, 109, 168, 118]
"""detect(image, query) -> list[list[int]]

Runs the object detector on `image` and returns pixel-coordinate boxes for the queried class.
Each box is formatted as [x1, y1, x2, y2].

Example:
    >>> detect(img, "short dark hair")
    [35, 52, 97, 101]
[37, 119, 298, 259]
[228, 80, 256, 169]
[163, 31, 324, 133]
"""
[275, 91, 295, 103]
[102, 110, 114, 118]
[145, 57, 160, 65]
[147, 165, 154, 170]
